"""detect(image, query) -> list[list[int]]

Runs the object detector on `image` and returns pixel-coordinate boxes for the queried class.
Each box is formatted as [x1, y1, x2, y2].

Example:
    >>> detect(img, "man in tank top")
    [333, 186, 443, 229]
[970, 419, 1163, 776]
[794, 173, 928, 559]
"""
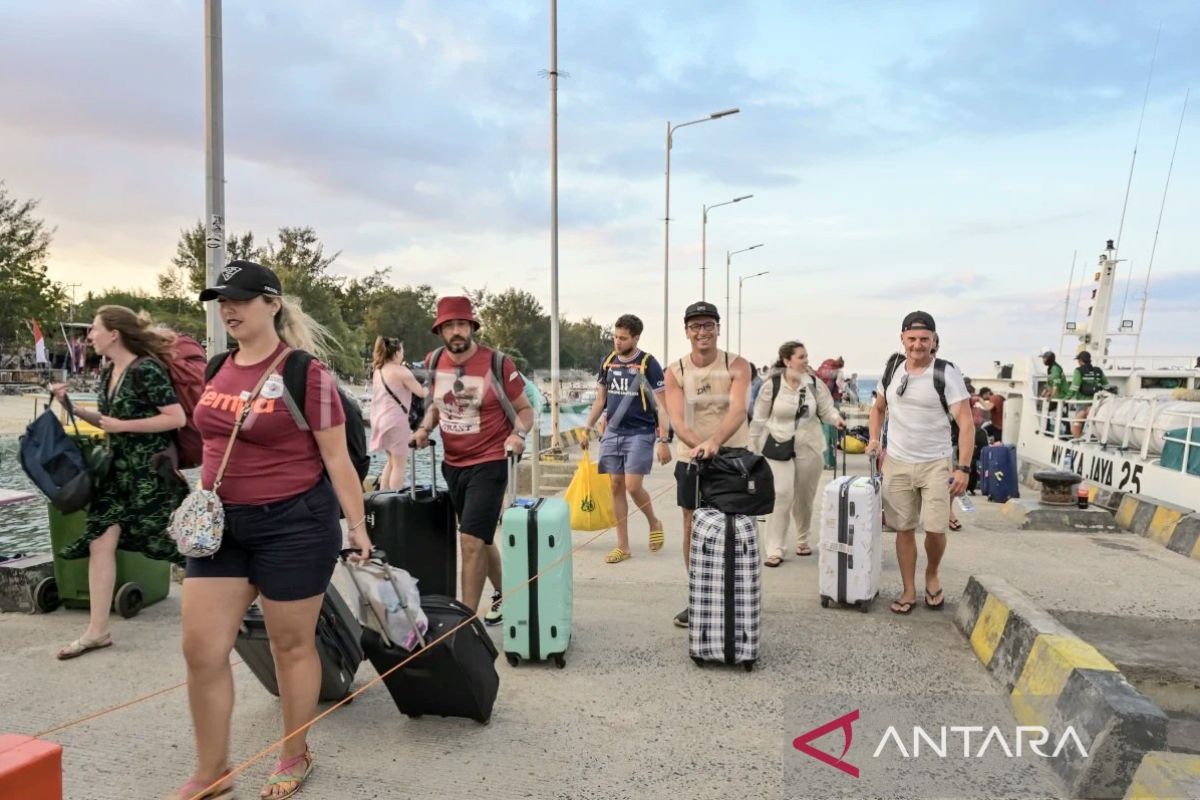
[663, 301, 752, 628]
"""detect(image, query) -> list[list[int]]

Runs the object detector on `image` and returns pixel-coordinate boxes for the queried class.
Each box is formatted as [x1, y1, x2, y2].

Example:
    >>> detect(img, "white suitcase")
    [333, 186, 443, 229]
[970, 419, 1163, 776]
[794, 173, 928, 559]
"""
[688, 507, 761, 670]
[818, 475, 883, 612]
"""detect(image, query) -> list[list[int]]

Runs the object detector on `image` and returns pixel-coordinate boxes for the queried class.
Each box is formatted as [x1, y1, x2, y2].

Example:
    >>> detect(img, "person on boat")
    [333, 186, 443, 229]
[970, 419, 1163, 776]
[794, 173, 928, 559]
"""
[976, 387, 1004, 443]
[49, 306, 189, 660]
[750, 340, 843, 566]
[663, 301, 752, 628]
[172, 261, 370, 800]
[412, 296, 534, 624]
[866, 311, 975, 614]
[369, 336, 427, 491]
[1067, 350, 1108, 439]
[581, 314, 671, 564]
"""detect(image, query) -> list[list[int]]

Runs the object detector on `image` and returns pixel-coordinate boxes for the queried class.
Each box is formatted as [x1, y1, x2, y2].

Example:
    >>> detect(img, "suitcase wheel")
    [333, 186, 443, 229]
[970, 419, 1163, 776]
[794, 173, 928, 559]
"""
[552, 653, 566, 669]
[691, 656, 704, 667]
[743, 661, 755, 673]
[858, 600, 871, 614]
[34, 576, 60, 613]
[819, 596, 831, 609]
[506, 653, 520, 668]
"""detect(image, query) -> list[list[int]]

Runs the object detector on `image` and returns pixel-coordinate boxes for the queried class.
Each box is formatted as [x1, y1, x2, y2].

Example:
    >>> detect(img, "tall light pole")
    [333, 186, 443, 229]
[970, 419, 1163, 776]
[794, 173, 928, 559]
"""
[701, 194, 752, 300]
[204, 0, 227, 355]
[663, 107, 739, 364]
[725, 244, 763, 349]
[738, 271, 769, 355]
[548, 0, 562, 449]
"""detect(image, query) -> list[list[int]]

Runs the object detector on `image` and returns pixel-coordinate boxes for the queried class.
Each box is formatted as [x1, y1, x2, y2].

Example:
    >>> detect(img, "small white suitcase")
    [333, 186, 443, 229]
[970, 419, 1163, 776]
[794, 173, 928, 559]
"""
[818, 475, 883, 612]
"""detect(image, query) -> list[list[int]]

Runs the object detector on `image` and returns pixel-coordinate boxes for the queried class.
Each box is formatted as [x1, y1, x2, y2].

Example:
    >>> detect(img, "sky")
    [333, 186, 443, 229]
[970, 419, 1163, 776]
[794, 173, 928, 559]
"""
[2, 0, 1198, 376]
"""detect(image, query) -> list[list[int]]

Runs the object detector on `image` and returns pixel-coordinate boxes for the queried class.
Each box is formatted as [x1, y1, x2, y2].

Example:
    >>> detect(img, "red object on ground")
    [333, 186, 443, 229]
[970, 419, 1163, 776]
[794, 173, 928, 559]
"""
[0, 734, 62, 800]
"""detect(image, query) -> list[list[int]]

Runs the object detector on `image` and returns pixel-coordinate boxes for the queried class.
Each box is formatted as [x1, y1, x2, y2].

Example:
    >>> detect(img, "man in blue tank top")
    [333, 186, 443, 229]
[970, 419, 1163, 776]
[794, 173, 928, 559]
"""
[583, 314, 671, 564]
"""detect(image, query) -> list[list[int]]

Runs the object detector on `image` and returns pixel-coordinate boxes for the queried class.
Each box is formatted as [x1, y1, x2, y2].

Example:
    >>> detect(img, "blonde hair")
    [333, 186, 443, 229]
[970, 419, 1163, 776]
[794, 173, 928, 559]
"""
[372, 336, 402, 370]
[96, 305, 176, 361]
[272, 295, 338, 358]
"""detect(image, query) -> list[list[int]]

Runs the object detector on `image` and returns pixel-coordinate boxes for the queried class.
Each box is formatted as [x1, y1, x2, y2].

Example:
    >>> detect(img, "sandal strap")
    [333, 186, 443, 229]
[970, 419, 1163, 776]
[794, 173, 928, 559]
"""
[267, 751, 311, 783]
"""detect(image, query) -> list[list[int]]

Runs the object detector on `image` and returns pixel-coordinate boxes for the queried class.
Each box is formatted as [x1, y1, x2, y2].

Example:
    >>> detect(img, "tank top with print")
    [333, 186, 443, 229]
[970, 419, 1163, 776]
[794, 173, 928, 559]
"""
[668, 349, 750, 459]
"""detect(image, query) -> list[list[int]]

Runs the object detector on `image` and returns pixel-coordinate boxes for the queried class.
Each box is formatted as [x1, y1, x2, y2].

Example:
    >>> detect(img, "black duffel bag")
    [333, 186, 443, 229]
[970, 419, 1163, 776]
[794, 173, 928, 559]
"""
[697, 446, 775, 516]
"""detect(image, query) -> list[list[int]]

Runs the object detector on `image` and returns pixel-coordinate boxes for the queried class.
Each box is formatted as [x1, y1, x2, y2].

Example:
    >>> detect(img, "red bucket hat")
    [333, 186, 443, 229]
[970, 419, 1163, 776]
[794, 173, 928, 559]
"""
[431, 296, 480, 333]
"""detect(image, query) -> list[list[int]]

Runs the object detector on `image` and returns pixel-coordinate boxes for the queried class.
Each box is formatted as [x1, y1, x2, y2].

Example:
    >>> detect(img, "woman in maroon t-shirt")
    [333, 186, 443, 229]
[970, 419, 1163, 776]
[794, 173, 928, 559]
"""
[168, 261, 369, 800]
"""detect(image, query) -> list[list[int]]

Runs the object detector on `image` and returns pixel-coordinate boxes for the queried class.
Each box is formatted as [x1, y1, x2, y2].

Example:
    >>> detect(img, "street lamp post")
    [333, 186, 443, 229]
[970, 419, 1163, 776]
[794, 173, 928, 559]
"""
[701, 194, 752, 300]
[663, 107, 739, 364]
[725, 244, 763, 350]
[738, 271, 769, 355]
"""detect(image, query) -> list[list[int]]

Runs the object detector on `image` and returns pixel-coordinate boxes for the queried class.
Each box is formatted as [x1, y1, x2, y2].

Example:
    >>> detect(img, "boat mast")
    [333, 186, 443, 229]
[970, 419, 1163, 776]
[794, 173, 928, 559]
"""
[1057, 250, 1076, 356]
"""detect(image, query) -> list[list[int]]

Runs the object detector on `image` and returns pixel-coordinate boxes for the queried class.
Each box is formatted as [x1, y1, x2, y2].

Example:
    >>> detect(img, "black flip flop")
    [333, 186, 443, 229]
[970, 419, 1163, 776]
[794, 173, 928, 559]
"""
[890, 599, 915, 615]
[924, 588, 945, 610]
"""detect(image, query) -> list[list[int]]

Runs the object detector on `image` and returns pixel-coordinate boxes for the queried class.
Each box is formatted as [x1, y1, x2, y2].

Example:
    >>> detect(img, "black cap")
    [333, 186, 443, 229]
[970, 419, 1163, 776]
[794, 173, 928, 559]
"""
[684, 301, 720, 323]
[199, 260, 283, 302]
[1076, 350, 1091, 363]
[901, 310, 936, 332]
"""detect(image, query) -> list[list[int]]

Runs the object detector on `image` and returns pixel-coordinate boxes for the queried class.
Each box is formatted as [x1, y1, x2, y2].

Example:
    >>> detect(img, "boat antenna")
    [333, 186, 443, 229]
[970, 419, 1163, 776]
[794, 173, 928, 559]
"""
[1058, 250, 1077, 355]
[1113, 22, 1161, 259]
[1132, 88, 1189, 366]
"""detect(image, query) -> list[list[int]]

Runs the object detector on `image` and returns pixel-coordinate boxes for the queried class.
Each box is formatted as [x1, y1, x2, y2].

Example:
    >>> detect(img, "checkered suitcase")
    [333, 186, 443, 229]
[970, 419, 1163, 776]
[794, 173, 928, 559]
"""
[688, 507, 761, 671]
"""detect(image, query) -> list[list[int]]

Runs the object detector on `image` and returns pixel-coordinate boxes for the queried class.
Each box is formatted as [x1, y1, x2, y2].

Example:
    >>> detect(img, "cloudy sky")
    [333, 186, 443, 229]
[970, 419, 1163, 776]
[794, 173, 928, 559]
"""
[2, 0, 1198, 375]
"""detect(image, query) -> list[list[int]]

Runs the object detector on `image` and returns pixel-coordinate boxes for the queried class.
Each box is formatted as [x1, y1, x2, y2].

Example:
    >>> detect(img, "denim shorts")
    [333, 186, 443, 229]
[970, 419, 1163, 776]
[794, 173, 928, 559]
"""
[598, 431, 656, 476]
[185, 477, 341, 601]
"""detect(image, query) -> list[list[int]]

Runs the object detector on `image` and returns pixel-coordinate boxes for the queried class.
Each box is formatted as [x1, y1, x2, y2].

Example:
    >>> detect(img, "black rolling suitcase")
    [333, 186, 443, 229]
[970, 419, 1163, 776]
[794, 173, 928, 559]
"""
[364, 441, 457, 598]
[343, 551, 499, 724]
[234, 584, 364, 702]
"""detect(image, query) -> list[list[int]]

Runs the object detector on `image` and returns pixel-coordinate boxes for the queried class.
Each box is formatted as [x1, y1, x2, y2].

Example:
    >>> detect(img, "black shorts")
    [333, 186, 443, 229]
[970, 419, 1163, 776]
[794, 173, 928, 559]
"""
[442, 459, 508, 545]
[675, 461, 700, 511]
[185, 477, 341, 602]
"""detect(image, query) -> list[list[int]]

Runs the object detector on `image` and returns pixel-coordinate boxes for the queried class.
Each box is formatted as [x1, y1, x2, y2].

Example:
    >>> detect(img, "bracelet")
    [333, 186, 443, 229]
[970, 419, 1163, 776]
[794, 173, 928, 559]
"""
[348, 517, 366, 531]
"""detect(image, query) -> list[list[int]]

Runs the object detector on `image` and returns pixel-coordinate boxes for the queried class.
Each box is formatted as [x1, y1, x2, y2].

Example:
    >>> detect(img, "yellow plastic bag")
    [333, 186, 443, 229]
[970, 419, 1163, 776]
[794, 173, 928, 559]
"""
[565, 452, 615, 531]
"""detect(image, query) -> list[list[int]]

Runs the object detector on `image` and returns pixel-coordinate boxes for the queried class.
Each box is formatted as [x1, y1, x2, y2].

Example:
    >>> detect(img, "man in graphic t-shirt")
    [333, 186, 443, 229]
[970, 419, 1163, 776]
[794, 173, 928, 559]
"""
[582, 314, 671, 565]
[867, 311, 975, 615]
[412, 296, 534, 623]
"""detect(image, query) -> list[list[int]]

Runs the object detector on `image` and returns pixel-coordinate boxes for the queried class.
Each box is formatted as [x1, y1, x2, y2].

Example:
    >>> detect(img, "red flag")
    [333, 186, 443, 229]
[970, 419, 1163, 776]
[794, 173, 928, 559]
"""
[30, 320, 48, 365]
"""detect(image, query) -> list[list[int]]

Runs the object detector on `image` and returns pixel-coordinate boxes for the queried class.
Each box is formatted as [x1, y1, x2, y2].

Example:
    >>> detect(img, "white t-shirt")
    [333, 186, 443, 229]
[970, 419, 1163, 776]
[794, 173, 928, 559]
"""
[884, 360, 969, 464]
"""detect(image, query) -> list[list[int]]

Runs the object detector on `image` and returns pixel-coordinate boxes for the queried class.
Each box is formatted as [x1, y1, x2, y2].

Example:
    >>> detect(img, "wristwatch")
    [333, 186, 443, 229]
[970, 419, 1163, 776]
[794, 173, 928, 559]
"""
[656, 437, 670, 444]
[955, 465, 971, 474]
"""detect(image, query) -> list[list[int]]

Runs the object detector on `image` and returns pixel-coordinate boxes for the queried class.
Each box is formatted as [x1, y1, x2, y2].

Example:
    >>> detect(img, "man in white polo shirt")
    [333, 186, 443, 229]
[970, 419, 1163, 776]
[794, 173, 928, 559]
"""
[866, 311, 975, 614]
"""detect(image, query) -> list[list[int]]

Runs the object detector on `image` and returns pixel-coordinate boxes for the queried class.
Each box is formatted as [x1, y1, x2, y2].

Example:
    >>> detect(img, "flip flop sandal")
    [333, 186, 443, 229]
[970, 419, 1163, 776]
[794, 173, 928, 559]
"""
[57, 633, 113, 660]
[795, 545, 813, 556]
[261, 750, 312, 800]
[165, 770, 234, 800]
[648, 528, 665, 552]
[948, 519, 963, 531]
[890, 599, 916, 615]
[604, 548, 632, 564]
[925, 588, 945, 610]
[764, 556, 783, 568]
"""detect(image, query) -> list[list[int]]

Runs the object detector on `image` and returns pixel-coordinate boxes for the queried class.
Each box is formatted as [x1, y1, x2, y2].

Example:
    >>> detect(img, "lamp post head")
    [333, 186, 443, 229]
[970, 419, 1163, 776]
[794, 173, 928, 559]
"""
[733, 194, 752, 202]
[710, 108, 740, 119]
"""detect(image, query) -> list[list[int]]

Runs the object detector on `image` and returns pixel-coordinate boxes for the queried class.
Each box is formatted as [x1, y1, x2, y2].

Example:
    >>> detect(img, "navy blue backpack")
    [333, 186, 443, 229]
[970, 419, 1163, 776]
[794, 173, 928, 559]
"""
[18, 403, 92, 513]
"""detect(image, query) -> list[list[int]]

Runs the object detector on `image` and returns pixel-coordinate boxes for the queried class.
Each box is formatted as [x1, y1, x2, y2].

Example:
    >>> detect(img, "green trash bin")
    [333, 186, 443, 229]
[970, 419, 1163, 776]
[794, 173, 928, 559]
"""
[48, 505, 171, 618]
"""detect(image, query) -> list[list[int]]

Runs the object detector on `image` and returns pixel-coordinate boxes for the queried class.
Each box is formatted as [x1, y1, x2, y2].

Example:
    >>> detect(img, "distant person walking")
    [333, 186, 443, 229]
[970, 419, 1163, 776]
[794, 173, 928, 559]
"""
[663, 301, 751, 628]
[369, 336, 427, 490]
[750, 341, 843, 566]
[867, 311, 974, 615]
[49, 306, 189, 661]
[582, 314, 671, 564]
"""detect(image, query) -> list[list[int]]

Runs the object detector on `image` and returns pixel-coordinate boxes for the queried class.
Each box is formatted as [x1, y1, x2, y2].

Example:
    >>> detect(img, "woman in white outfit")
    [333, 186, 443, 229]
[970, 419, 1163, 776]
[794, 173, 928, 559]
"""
[750, 341, 844, 566]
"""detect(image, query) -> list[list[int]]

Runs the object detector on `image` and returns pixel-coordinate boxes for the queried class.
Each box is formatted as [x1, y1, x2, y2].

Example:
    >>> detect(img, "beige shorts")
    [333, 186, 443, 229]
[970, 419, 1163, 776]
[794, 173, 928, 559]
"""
[882, 458, 951, 534]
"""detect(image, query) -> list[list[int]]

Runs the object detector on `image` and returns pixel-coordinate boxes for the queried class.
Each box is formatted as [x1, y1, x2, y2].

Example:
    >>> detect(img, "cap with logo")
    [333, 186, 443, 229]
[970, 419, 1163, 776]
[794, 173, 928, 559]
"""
[199, 260, 283, 301]
[684, 301, 720, 323]
[901, 310, 936, 332]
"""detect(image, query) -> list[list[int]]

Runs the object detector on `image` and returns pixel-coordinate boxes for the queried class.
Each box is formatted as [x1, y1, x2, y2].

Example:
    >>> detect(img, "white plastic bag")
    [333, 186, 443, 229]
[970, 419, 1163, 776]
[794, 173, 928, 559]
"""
[351, 562, 428, 650]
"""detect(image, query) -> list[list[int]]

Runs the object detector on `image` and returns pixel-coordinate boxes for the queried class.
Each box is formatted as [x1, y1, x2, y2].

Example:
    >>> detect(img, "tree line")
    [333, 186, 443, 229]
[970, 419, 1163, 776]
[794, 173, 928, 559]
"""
[1, 183, 613, 379]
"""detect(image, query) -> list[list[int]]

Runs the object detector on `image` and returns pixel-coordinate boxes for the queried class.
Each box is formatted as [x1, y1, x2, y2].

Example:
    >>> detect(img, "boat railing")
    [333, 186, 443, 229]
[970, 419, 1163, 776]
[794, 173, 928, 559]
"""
[1030, 396, 1099, 444]
[1033, 395, 1200, 471]
[1100, 355, 1198, 371]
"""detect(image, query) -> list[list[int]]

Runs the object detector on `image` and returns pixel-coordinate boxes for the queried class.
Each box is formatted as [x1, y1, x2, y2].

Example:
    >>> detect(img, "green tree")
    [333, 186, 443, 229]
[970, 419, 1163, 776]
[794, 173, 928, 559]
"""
[0, 182, 63, 356]
[161, 220, 260, 295]
[560, 317, 614, 369]
[475, 288, 550, 368]
[364, 283, 441, 361]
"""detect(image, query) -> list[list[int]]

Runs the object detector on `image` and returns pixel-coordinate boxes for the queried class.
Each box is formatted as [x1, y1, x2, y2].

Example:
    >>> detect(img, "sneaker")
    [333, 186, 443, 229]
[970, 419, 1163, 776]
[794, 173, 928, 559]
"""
[484, 592, 502, 626]
[673, 608, 688, 628]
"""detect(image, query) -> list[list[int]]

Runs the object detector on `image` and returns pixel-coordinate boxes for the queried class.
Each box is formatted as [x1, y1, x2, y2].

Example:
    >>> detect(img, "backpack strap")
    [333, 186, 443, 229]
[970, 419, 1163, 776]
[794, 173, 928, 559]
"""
[380, 370, 410, 416]
[489, 348, 519, 428]
[281, 350, 315, 431]
[879, 352, 905, 394]
[933, 358, 950, 414]
[768, 374, 781, 416]
[205, 351, 233, 383]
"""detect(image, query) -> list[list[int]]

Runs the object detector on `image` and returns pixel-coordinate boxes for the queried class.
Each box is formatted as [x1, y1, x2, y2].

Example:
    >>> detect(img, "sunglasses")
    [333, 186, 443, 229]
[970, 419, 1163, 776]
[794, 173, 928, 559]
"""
[453, 364, 466, 393]
[797, 387, 810, 417]
[897, 374, 909, 397]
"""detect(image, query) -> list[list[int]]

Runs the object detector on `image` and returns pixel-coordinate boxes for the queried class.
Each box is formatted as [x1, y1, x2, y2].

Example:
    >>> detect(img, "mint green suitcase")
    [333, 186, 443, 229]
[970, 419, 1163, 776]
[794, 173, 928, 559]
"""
[500, 496, 573, 668]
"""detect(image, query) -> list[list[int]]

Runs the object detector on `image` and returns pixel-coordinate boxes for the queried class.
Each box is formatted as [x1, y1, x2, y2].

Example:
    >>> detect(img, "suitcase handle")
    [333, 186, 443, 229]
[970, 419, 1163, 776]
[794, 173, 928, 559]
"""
[408, 439, 439, 499]
[338, 548, 428, 650]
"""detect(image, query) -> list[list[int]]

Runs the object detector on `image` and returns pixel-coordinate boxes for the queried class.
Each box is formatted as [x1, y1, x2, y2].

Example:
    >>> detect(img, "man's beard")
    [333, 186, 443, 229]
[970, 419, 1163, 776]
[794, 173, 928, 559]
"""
[447, 335, 470, 353]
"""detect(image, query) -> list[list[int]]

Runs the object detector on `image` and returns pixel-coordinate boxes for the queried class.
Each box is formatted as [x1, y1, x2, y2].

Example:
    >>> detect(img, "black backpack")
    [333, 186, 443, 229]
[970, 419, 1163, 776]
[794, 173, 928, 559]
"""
[18, 404, 92, 513]
[695, 446, 775, 516]
[206, 350, 371, 481]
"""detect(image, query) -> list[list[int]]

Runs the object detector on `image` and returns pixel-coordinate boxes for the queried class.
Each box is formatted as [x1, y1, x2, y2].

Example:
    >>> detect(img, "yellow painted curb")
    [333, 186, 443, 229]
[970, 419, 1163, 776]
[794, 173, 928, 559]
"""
[1115, 494, 1139, 529]
[969, 594, 1009, 666]
[1124, 751, 1200, 800]
[1011, 634, 1118, 726]
[1147, 506, 1183, 546]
